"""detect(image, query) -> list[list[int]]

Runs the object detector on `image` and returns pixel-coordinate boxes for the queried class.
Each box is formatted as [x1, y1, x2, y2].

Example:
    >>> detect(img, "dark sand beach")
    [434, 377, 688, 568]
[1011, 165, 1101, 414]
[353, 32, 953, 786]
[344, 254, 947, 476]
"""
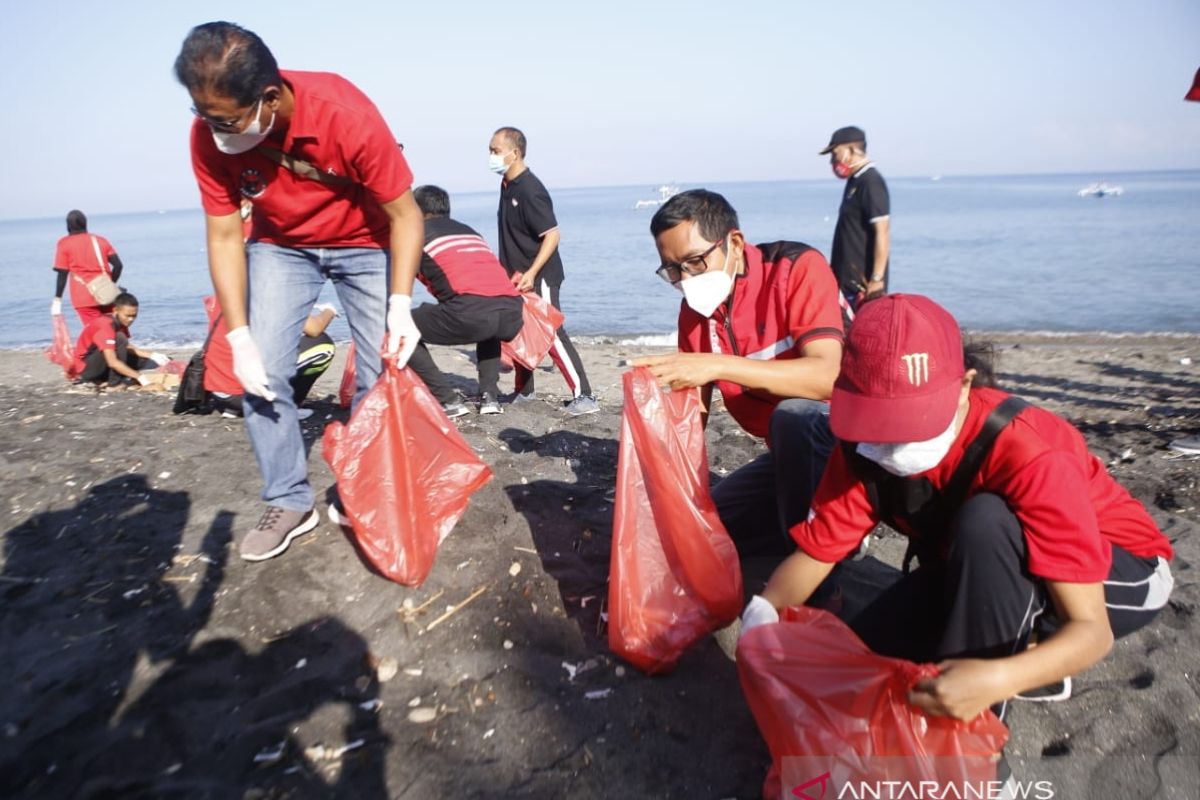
[2, 335, 1198, 799]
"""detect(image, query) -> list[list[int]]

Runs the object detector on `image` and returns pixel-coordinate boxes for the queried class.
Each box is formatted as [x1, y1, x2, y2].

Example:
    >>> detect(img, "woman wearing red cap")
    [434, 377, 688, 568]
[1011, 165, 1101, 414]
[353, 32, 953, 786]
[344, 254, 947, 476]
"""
[741, 294, 1174, 722]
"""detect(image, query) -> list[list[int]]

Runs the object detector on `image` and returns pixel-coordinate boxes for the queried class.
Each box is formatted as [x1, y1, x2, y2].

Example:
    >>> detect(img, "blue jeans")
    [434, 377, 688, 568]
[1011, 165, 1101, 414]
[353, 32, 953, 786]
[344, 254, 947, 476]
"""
[710, 398, 835, 557]
[243, 243, 389, 511]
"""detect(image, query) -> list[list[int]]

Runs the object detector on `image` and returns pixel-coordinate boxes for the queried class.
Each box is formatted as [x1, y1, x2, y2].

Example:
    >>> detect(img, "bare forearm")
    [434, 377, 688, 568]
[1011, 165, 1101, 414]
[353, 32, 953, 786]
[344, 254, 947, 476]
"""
[712, 353, 838, 400]
[386, 192, 423, 297]
[104, 351, 141, 380]
[871, 222, 889, 282]
[995, 619, 1112, 697]
[525, 229, 560, 279]
[206, 214, 249, 331]
[761, 550, 835, 609]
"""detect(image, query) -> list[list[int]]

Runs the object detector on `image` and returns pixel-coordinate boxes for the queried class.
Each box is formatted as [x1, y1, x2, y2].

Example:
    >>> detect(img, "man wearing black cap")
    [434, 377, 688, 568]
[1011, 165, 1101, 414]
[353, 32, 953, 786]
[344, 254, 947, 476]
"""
[820, 126, 890, 311]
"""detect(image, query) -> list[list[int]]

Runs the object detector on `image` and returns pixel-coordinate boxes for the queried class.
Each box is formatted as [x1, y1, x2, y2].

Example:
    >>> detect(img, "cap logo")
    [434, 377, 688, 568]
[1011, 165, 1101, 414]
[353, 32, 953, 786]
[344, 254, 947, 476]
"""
[901, 352, 929, 386]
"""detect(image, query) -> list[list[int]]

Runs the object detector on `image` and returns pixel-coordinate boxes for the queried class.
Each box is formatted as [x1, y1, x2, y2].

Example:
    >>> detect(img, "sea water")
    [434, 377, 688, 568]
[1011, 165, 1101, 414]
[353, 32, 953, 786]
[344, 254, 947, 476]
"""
[2, 170, 1197, 350]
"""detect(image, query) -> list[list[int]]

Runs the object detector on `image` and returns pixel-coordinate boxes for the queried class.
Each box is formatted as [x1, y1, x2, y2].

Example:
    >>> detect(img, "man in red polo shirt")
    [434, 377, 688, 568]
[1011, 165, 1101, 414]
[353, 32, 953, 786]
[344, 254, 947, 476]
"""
[72, 292, 167, 387]
[174, 21, 425, 562]
[634, 189, 844, 557]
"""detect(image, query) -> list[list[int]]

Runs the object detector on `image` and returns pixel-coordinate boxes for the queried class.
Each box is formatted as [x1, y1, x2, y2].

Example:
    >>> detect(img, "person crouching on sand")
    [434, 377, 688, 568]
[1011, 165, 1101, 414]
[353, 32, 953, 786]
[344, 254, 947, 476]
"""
[72, 292, 168, 388]
[741, 294, 1174, 722]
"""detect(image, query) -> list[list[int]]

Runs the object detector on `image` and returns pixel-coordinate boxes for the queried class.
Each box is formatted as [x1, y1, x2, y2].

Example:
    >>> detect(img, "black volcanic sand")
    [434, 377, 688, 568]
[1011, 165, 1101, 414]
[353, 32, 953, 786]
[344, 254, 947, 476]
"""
[1, 334, 1198, 799]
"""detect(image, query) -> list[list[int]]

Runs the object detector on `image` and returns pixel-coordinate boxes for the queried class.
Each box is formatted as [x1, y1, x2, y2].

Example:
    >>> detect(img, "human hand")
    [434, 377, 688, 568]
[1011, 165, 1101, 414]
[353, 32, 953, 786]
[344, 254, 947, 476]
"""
[149, 352, 170, 367]
[385, 294, 421, 368]
[865, 280, 886, 301]
[738, 595, 779, 640]
[51, 298, 62, 315]
[136, 374, 153, 387]
[225, 326, 277, 401]
[907, 659, 1011, 722]
[515, 272, 536, 293]
[629, 352, 718, 391]
[509, 271, 524, 288]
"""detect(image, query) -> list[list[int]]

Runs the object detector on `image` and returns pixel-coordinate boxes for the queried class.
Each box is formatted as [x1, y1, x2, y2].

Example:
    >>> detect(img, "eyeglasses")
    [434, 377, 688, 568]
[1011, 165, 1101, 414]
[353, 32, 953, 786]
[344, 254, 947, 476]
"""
[656, 234, 729, 285]
[190, 98, 261, 133]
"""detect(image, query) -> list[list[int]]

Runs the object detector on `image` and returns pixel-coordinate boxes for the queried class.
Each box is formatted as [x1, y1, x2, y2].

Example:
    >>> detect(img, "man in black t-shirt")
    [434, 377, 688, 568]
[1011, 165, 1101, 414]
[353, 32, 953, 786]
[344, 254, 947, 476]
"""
[820, 126, 890, 311]
[488, 126, 599, 416]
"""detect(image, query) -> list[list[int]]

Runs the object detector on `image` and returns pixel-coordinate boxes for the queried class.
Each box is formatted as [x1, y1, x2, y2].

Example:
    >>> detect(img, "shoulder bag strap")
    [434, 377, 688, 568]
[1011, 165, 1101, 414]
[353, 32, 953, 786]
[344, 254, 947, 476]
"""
[199, 313, 224, 357]
[257, 147, 357, 187]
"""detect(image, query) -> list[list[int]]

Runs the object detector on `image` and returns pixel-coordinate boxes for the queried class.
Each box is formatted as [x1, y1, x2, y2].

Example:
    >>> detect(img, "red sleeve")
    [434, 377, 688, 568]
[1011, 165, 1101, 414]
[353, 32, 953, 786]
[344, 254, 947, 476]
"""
[786, 250, 844, 348]
[189, 120, 242, 217]
[789, 445, 877, 562]
[990, 448, 1112, 583]
[53, 237, 68, 270]
[92, 320, 118, 352]
[344, 103, 413, 206]
[97, 236, 117, 260]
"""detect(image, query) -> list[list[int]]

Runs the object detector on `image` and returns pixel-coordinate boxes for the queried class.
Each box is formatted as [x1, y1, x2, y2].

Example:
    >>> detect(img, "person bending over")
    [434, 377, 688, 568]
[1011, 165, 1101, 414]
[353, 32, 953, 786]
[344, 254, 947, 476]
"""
[634, 189, 844, 559]
[72, 292, 167, 387]
[743, 294, 1174, 722]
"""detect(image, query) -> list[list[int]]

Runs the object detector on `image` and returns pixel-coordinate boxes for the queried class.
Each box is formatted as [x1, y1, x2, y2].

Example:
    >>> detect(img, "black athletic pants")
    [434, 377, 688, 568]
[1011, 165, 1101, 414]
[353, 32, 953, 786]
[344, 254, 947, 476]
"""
[78, 333, 145, 385]
[843, 493, 1170, 687]
[407, 294, 524, 404]
[514, 279, 591, 399]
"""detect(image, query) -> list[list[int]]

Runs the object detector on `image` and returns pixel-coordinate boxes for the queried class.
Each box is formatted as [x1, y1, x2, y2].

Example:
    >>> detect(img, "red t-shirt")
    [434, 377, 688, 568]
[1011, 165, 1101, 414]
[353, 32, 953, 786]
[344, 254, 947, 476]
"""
[72, 315, 127, 374]
[677, 241, 844, 440]
[201, 296, 240, 395]
[791, 387, 1173, 583]
[189, 70, 413, 248]
[54, 233, 116, 310]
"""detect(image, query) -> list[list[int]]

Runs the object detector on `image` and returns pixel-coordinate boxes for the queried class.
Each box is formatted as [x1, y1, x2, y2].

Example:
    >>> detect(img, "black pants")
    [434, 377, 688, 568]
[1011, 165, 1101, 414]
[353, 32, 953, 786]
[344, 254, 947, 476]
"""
[844, 494, 1171, 673]
[78, 334, 144, 385]
[212, 333, 336, 416]
[407, 294, 524, 404]
[514, 279, 591, 399]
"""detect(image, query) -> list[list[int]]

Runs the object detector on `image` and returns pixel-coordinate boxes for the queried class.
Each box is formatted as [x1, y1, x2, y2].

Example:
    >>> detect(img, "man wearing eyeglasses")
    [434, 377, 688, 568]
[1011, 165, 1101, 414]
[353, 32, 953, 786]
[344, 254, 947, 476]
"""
[634, 189, 844, 557]
[174, 21, 425, 562]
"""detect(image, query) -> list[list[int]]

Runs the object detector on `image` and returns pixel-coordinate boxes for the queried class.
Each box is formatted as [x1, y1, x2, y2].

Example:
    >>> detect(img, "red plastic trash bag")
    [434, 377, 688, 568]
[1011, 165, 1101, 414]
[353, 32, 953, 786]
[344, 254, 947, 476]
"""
[322, 364, 492, 586]
[501, 292, 565, 370]
[45, 314, 77, 378]
[338, 341, 357, 409]
[737, 606, 1009, 800]
[159, 359, 188, 376]
[607, 366, 743, 674]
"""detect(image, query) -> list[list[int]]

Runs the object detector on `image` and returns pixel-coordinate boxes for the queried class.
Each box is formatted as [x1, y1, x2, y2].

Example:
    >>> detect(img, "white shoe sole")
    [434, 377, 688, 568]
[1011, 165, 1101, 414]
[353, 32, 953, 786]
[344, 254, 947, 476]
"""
[328, 503, 351, 528]
[240, 509, 320, 562]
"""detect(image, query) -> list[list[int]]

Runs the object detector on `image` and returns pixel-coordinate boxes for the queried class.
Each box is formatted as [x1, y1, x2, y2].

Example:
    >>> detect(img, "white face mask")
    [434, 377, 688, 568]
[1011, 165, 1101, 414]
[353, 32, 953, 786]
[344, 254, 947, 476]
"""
[680, 239, 735, 317]
[212, 99, 275, 155]
[856, 414, 958, 476]
[488, 151, 510, 174]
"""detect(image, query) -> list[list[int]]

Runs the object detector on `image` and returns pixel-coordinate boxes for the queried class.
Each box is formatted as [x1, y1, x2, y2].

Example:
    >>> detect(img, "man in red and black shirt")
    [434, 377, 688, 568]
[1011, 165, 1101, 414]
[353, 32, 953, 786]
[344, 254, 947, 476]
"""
[51, 209, 125, 327]
[175, 21, 426, 562]
[408, 186, 524, 417]
[72, 292, 166, 386]
[634, 189, 845, 555]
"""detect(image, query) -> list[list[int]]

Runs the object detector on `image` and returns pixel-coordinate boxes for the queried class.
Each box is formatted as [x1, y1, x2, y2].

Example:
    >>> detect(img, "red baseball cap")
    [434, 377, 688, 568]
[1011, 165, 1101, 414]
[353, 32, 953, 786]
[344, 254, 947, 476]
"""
[1187, 67, 1200, 102]
[830, 294, 964, 443]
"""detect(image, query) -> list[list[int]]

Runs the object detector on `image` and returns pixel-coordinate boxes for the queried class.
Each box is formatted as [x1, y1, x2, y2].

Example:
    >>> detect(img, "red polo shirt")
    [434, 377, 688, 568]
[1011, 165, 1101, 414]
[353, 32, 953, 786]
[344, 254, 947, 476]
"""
[189, 70, 413, 248]
[72, 315, 128, 374]
[54, 233, 116, 310]
[791, 387, 1173, 583]
[677, 241, 843, 440]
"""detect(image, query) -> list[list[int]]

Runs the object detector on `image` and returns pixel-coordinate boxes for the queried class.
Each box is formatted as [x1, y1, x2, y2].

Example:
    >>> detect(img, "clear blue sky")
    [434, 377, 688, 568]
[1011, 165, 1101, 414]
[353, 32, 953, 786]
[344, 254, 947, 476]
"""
[3, 0, 1198, 219]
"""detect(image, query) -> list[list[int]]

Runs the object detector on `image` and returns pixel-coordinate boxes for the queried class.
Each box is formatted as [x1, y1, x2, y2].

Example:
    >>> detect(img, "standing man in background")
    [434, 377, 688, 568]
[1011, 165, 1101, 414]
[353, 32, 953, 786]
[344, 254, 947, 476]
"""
[489, 126, 599, 416]
[821, 126, 890, 311]
[52, 210, 126, 326]
[175, 21, 425, 562]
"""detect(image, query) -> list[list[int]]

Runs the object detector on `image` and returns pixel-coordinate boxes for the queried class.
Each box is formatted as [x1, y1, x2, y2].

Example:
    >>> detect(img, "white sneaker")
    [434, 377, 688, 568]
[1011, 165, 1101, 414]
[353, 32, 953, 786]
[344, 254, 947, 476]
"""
[1014, 676, 1072, 702]
[328, 501, 351, 528]
[1169, 435, 1200, 455]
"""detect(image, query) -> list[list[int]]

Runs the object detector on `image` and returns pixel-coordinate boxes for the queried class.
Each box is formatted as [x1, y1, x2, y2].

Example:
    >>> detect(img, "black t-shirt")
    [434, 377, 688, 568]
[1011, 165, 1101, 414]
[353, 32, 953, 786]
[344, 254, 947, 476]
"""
[830, 164, 890, 295]
[496, 169, 565, 285]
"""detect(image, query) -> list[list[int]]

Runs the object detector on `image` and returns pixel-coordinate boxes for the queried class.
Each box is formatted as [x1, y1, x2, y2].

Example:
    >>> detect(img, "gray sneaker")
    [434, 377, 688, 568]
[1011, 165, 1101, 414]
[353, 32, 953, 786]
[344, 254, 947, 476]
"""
[565, 395, 600, 416]
[506, 391, 538, 405]
[479, 393, 502, 415]
[442, 401, 470, 419]
[240, 506, 320, 562]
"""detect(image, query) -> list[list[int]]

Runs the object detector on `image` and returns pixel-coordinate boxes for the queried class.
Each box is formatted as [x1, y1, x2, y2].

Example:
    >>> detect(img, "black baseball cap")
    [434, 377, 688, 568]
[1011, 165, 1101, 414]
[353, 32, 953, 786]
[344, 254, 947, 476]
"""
[819, 126, 866, 155]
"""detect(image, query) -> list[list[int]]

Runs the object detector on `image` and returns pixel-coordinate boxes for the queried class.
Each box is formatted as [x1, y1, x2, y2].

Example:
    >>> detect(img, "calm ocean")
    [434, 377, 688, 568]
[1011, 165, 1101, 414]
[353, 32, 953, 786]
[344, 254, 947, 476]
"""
[2, 170, 1197, 350]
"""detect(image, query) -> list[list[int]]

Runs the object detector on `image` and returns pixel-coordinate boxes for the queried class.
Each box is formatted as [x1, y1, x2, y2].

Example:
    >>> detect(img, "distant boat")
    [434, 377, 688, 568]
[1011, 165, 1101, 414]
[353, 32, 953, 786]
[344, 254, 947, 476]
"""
[1078, 181, 1124, 198]
[634, 184, 679, 209]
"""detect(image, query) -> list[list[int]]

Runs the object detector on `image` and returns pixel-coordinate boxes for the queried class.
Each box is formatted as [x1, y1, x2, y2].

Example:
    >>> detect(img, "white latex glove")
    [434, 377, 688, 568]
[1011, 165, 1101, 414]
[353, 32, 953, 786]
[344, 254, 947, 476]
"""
[739, 595, 779, 640]
[313, 302, 340, 318]
[149, 352, 169, 367]
[385, 294, 421, 369]
[136, 374, 152, 387]
[51, 298, 62, 315]
[225, 326, 277, 401]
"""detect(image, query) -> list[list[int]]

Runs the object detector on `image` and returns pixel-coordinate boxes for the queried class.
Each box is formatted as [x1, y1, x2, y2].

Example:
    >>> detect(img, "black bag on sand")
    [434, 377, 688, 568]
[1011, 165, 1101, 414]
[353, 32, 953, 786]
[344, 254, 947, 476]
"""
[173, 312, 223, 415]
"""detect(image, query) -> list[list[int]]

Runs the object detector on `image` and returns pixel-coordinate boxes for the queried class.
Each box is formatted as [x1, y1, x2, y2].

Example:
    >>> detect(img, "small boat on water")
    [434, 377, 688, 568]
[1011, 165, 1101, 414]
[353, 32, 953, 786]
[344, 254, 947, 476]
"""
[634, 184, 679, 209]
[1077, 181, 1124, 198]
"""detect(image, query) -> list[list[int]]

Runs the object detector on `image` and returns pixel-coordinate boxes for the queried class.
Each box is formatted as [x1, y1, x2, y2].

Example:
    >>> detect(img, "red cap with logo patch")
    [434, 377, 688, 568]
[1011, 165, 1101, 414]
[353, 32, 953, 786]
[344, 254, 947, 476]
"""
[830, 294, 964, 444]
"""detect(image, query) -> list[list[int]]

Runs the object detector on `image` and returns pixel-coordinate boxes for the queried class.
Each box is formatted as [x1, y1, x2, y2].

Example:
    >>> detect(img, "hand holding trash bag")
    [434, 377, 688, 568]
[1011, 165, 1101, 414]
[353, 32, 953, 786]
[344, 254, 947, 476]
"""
[607, 366, 743, 674]
[322, 363, 492, 586]
[736, 606, 1008, 800]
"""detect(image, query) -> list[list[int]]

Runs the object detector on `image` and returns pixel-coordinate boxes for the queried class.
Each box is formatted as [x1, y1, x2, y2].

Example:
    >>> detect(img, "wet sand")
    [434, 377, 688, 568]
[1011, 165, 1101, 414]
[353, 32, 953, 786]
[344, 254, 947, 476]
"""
[1, 334, 1198, 798]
